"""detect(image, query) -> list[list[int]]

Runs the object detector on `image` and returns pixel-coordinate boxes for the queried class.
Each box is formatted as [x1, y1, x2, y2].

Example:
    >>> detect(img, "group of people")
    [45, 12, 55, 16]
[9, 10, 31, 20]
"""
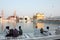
[4, 26, 23, 37]
[4, 25, 51, 37]
[40, 26, 52, 35]
[35, 26, 52, 36]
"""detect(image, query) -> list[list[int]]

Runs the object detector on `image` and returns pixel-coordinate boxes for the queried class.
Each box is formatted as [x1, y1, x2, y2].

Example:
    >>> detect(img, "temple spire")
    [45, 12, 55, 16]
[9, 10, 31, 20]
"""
[1, 10, 4, 31]
[13, 10, 16, 28]
[1, 10, 4, 19]
[13, 10, 16, 18]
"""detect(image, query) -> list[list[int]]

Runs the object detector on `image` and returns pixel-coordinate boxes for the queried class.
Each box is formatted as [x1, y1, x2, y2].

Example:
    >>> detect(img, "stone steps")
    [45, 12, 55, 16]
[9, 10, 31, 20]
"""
[0, 33, 60, 40]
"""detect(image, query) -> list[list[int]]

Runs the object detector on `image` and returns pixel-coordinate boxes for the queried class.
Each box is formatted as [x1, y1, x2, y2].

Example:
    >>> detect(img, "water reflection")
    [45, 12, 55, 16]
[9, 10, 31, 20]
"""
[36, 22, 44, 29]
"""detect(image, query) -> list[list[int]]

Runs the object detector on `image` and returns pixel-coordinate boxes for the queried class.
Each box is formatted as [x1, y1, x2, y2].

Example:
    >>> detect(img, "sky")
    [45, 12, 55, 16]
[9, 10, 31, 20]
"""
[0, 0, 60, 17]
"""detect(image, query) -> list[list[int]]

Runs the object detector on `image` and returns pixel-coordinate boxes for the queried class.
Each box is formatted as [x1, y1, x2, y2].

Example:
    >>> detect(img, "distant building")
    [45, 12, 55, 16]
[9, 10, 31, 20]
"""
[36, 13, 44, 20]
[7, 16, 19, 23]
[33, 13, 45, 29]
[19, 16, 31, 23]
[7, 10, 19, 23]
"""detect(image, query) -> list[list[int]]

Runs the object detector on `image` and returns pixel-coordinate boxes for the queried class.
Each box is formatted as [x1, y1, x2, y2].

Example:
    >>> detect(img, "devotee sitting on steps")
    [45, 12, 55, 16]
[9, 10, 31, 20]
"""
[18, 26, 23, 35]
[5, 26, 10, 37]
[40, 28, 44, 34]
